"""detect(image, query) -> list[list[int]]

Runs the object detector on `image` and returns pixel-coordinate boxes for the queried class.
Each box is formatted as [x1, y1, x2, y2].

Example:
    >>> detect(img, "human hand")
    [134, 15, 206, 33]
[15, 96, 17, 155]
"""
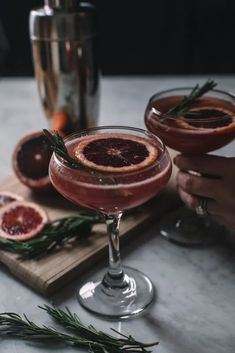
[174, 154, 235, 231]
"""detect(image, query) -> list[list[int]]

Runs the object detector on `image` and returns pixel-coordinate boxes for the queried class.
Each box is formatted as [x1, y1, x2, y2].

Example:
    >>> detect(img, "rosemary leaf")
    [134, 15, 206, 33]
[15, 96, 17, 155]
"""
[43, 129, 82, 169]
[0, 305, 159, 353]
[166, 79, 217, 117]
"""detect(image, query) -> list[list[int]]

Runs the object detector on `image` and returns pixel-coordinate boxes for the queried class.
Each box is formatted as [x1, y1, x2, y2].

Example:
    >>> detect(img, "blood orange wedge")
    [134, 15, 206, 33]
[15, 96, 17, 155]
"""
[176, 106, 235, 130]
[12, 130, 53, 191]
[0, 191, 23, 209]
[0, 201, 47, 241]
[74, 133, 159, 173]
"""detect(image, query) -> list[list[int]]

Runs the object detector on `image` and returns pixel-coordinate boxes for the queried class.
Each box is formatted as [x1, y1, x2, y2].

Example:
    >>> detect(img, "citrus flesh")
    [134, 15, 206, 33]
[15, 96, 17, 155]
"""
[12, 131, 52, 190]
[16, 135, 52, 179]
[0, 201, 47, 241]
[176, 106, 235, 130]
[74, 133, 159, 173]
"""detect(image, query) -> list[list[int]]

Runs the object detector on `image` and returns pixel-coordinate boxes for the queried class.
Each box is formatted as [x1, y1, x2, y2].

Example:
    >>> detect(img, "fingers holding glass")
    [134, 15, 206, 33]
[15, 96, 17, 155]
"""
[174, 154, 234, 178]
[176, 171, 220, 200]
[176, 171, 235, 232]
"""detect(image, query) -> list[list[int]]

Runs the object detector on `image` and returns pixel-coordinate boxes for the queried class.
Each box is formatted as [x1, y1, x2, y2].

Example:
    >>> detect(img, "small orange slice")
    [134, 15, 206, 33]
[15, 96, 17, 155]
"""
[175, 106, 234, 130]
[0, 201, 48, 241]
[74, 133, 159, 173]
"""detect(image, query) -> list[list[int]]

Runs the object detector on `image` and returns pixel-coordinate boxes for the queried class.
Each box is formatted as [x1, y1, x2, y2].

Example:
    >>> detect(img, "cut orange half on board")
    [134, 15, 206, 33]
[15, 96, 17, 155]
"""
[0, 201, 47, 241]
[12, 130, 53, 191]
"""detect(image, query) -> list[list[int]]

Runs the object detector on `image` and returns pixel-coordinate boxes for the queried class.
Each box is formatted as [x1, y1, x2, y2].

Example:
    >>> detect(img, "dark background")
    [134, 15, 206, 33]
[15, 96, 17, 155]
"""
[0, 0, 235, 76]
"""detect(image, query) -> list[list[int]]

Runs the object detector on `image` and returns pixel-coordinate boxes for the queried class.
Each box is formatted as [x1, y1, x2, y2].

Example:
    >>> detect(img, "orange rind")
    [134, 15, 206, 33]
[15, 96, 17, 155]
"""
[12, 130, 53, 191]
[0, 201, 47, 241]
[74, 133, 159, 173]
[175, 106, 235, 130]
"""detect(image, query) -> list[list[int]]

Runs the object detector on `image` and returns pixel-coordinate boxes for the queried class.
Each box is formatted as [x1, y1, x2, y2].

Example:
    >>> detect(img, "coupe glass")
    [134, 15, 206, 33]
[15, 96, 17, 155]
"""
[49, 126, 172, 319]
[145, 87, 235, 247]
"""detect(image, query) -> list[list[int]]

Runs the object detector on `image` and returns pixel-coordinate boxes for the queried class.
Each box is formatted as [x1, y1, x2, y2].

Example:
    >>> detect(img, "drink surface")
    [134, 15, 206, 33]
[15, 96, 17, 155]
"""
[145, 93, 235, 154]
[49, 133, 172, 214]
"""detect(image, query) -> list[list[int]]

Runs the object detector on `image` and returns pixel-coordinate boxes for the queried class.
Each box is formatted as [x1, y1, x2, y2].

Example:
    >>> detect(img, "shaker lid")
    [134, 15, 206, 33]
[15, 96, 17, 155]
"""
[29, 1, 97, 41]
[45, 0, 82, 12]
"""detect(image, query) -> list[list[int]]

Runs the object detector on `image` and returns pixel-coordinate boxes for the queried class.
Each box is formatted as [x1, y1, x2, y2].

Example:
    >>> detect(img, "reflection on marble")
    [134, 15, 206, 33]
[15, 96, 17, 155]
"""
[0, 76, 235, 353]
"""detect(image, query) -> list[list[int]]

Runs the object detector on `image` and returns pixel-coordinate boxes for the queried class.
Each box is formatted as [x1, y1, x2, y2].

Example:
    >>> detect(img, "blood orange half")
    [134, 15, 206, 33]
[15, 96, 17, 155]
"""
[0, 201, 47, 241]
[74, 133, 159, 173]
[12, 130, 53, 191]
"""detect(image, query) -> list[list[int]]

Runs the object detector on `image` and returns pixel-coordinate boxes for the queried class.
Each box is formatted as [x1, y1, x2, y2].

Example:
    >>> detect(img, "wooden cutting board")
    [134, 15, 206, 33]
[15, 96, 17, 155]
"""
[0, 156, 179, 297]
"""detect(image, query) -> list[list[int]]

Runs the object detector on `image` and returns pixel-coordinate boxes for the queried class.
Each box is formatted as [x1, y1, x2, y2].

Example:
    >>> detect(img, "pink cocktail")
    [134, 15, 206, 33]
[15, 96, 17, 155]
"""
[145, 89, 235, 154]
[50, 134, 171, 214]
[145, 87, 235, 246]
[49, 126, 172, 319]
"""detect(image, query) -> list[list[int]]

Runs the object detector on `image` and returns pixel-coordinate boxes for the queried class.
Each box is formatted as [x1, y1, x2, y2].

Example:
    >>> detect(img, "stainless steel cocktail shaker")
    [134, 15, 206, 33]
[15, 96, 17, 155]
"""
[29, 0, 99, 134]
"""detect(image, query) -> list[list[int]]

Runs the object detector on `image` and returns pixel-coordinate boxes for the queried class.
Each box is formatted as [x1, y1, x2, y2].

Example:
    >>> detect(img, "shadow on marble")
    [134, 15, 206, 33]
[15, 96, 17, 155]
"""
[143, 304, 234, 353]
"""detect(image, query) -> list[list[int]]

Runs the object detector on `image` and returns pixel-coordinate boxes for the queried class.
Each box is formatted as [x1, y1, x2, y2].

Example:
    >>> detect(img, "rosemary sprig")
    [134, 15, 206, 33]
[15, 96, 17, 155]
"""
[0, 213, 101, 259]
[43, 129, 82, 169]
[0, 305, 159, 353]
[166, 79, 217, 117]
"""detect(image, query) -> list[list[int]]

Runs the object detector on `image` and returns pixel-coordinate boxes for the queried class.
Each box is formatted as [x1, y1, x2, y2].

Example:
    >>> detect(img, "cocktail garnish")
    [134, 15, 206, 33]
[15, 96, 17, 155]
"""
[166, 79, 217, 117]
[43, 129, 83, 169]
[175, 106, 233, 129]
[0, 304, 159, 352]
[74, 133, 158, 173]
[43, 129, 118, 185]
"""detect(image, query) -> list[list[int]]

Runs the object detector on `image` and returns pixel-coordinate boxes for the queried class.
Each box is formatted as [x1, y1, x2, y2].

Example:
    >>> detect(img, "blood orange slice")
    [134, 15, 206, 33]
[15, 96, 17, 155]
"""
[0, 201, 47, 241]
[74, 133, 159, 173]
[176, 106, 235, 130]
[0, 191, 23, 209]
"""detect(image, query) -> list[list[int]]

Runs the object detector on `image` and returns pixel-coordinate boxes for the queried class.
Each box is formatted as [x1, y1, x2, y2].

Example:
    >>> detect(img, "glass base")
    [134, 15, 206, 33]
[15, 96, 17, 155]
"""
[159, 206, 224, 247]
[77, 266, 155, 319]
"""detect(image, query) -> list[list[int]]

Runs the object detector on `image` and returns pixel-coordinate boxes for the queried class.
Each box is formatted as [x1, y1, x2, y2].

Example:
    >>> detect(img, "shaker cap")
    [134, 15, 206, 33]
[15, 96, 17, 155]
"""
[29, 1, 97, 41]
[45, 0, 83, 12]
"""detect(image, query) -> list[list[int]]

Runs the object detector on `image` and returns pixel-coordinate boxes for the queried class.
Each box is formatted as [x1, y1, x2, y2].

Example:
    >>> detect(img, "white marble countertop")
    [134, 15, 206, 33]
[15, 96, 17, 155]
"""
[0, 76, 235, 353]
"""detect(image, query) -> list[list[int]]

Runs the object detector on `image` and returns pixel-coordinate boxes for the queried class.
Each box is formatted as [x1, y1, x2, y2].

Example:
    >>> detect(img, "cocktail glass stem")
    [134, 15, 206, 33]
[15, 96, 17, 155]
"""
[102, 213, 129, 289]
[77, 208, 154, 318]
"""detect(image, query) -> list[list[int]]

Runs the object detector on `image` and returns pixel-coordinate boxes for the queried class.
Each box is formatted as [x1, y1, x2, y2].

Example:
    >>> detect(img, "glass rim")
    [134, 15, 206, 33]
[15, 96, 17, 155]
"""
[52, 125, 169, 177]
[148, 87, 235, 123]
